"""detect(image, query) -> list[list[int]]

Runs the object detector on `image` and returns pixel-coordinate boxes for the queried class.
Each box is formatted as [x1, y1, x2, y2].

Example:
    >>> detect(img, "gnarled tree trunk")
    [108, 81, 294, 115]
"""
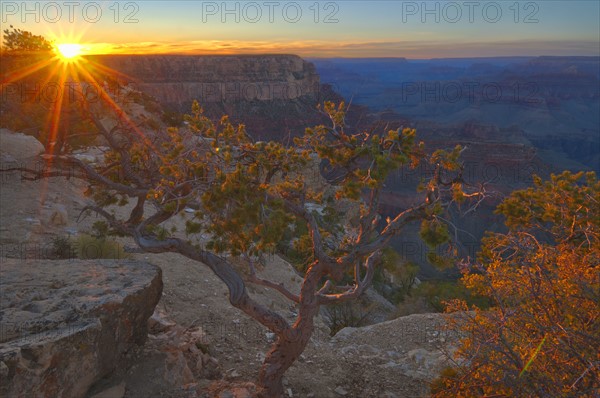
[256, 261, 324, 397]
[256, 322, 315, 397]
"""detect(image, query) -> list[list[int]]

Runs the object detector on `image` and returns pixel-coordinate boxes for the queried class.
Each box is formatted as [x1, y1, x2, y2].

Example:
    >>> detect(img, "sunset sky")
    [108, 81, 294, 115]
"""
[2, 1, 599, 58]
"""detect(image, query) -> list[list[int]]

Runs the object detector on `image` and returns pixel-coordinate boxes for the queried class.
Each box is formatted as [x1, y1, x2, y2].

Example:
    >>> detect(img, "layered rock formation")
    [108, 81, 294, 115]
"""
[0, 259, 163, 398]
[85, 54, 325, 140]
[88, 54, 320, 104]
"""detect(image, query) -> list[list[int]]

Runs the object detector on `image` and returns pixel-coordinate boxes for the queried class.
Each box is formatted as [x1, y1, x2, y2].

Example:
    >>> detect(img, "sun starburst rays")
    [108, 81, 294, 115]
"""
[3, 43, 160, 208]
[1, 57, 58, 85]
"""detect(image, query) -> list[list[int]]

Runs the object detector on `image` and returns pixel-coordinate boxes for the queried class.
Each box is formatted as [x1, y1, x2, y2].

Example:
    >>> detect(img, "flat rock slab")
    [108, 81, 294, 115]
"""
[0, 259, 162, 398]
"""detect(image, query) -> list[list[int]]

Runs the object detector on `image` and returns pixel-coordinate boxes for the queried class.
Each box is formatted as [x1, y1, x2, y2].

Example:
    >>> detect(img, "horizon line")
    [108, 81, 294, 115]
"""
[78, 53, 600, 60]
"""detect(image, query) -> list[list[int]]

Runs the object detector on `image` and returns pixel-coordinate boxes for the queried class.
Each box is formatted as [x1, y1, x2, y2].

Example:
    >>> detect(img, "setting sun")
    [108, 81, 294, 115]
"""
[56, 43, 83, 60]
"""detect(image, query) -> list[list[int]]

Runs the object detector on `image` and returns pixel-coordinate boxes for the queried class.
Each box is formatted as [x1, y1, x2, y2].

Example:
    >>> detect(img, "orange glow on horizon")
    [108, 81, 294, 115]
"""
[46, 37, 599, 59]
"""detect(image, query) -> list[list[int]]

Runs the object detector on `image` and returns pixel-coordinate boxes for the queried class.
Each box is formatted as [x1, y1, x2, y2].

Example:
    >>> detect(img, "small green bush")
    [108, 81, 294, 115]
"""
[51, 235, 75, 259]
[74, 234, 129, 259]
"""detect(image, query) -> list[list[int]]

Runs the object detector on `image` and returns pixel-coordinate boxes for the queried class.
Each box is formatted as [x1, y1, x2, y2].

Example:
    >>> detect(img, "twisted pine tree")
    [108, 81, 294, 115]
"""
[4, 96, 486, 397]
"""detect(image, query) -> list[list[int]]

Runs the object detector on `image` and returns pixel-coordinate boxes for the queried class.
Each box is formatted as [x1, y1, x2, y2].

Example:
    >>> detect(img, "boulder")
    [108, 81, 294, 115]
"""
[0, 129, 45, 161]
[330, 313, 460, 385]
[0, 259, 163, 398]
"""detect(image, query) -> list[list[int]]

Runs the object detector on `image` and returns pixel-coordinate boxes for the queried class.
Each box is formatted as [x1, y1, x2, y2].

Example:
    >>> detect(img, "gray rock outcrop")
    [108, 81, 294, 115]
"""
[0, 129, 44, 162]
[323, 312, 461, 396]
[0, 259, 163, 398]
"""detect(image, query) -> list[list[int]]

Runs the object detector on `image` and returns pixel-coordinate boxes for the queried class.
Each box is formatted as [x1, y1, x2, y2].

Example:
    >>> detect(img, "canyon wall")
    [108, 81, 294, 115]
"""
[84, 54, 326, 140]
[88, 54, 321, 108]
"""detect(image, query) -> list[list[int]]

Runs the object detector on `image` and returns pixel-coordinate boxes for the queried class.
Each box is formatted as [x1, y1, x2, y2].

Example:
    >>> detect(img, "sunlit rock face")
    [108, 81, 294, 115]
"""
[0, 259, 163, 398]
[91, 54, 320, 103]
[86, 54, 324, 140]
